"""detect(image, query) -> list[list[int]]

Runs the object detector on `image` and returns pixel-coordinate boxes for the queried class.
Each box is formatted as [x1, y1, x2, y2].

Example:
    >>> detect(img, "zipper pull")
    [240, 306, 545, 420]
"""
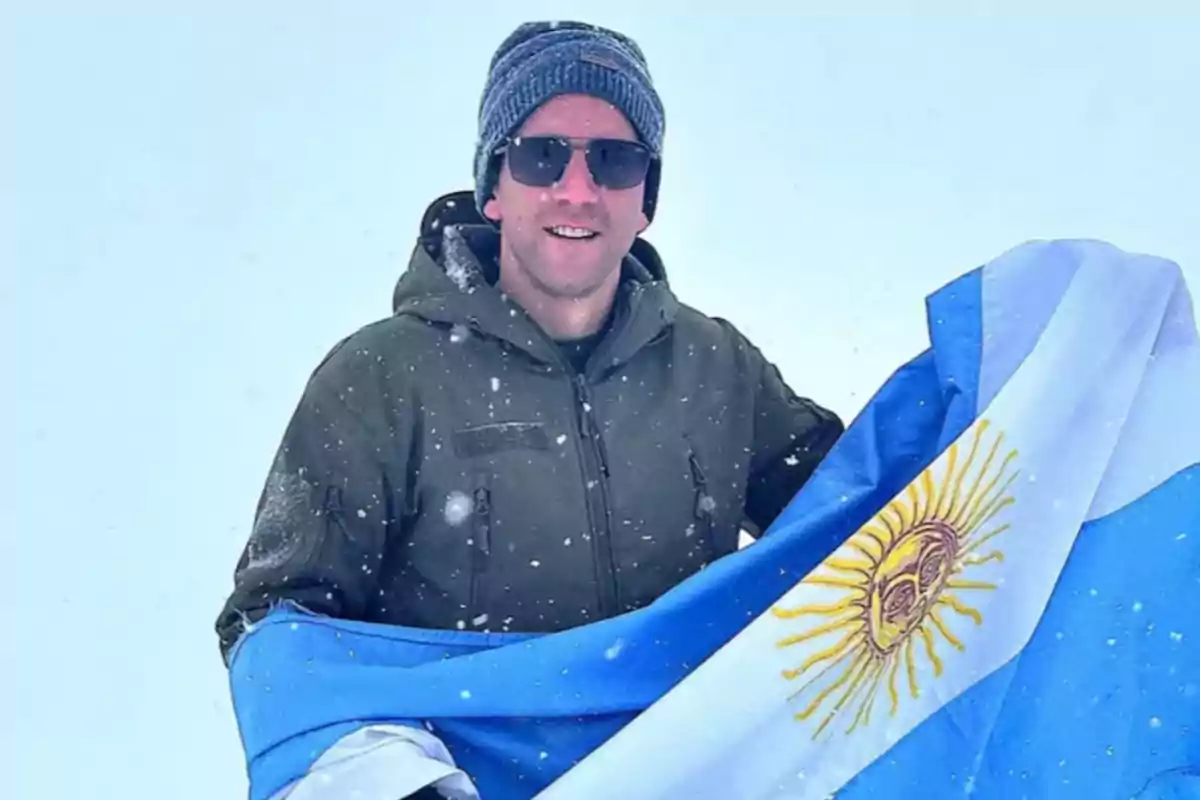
[596, 429, 611, 478]
[575, 374, 610, 477]
[473, 486, 490, 515]
[473, 487, 491, 555]
[575, 375, 592, 435]
[688, 451, 711, 517]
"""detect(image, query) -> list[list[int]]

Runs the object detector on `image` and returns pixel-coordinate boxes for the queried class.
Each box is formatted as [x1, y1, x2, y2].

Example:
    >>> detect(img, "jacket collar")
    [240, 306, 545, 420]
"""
[392, 190, 679, 377]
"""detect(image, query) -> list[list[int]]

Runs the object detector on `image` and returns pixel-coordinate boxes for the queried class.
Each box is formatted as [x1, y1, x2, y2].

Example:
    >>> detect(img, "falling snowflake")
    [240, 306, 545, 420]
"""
[490, 377, 501, 392]
[444, 491, 472, 526]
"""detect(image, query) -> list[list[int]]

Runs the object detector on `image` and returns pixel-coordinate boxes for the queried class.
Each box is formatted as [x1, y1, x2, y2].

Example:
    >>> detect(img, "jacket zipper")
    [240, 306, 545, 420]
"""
[573, 373, 618, 617]
[519, 311, 622, 619]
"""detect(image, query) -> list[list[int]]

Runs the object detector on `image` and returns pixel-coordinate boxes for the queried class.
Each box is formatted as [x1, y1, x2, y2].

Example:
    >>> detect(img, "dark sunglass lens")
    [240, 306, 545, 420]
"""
[506, 136, 571, 186]
[587, 139, 652, 189]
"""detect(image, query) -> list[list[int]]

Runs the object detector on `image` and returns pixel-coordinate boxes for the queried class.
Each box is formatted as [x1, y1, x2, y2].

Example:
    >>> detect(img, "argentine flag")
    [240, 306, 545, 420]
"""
[228, 240, 1199, 800]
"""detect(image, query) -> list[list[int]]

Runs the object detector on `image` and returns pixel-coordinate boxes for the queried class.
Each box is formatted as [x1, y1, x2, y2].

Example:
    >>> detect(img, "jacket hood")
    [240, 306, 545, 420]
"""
[390, 190, 677, 373]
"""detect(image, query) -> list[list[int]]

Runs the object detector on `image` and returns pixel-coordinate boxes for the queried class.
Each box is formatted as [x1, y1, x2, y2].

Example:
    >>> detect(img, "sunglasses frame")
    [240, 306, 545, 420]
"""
[494, 135, 656, 191]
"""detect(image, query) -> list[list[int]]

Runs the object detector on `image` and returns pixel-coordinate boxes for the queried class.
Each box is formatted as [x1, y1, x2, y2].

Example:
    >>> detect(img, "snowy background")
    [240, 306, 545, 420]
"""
[5, 4, 1199, 798]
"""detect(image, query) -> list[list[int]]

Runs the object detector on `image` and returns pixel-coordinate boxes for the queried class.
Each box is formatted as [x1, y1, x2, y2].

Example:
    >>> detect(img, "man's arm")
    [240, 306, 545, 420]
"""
[740, 335, 845, 537]
[215, 332, 410, 661]
[219, 338, 470, 798]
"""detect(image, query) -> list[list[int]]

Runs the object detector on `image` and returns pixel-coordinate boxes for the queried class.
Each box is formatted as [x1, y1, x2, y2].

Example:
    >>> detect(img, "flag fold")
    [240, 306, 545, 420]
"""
[227, 240, 1199, 800]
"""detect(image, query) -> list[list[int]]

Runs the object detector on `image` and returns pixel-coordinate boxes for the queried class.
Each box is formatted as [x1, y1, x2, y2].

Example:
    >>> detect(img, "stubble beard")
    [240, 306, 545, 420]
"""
[512, 236, 617, 302]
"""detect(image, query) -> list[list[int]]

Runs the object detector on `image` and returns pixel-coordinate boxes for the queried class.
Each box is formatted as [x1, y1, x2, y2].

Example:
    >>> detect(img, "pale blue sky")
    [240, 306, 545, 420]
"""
[5, 5, 1199, 799]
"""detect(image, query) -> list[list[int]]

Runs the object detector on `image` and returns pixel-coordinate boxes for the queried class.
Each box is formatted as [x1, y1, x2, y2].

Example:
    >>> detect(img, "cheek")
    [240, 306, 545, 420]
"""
[509, 190, 554, 225]
[490, 175, 550, 222]
[612, 193, 648, 233]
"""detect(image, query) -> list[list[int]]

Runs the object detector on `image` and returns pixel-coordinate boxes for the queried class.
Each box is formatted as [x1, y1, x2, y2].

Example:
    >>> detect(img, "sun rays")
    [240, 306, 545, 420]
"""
[771, 419, 1019, 739]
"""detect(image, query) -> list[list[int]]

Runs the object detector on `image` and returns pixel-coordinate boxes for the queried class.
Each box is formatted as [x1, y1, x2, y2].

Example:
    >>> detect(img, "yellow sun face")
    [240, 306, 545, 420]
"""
[771, 418, 1019, 739]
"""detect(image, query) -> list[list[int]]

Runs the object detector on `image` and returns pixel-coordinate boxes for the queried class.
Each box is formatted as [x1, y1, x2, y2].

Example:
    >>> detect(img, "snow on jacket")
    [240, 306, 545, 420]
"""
[215, 190, 844, 659]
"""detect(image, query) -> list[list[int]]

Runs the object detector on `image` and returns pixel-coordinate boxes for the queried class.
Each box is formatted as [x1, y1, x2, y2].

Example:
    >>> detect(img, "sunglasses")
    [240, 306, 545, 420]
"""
[495, 135, 654, 191]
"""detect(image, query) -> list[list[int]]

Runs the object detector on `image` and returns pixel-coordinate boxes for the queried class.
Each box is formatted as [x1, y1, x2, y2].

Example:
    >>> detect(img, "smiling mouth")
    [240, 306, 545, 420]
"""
[545, 225, 599, 240]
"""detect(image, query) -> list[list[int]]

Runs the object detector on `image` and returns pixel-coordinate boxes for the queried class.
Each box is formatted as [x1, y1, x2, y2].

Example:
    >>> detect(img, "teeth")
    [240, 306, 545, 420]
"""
[549, 226, 596, 239]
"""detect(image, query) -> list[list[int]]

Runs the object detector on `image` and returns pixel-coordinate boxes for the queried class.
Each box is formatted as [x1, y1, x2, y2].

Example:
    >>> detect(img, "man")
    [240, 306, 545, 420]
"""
[216, 19, 843, 798]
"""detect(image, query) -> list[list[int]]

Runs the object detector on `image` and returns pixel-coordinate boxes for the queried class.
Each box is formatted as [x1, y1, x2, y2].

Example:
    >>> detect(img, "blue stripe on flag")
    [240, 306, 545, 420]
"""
[836, 462, 1199, 800]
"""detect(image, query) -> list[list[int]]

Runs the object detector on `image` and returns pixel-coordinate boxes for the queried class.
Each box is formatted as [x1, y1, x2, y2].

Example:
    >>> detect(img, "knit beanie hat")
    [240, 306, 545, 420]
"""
[473, 20, 666, 223]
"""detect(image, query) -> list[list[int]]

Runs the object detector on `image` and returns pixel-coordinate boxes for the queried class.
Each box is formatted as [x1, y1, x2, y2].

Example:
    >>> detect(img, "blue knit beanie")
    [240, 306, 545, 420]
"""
[474, 20, 666, 222]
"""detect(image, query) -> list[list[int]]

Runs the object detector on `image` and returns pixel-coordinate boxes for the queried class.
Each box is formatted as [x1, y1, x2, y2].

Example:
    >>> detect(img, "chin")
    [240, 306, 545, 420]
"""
[539, 279, 604, 301]
[508, 240, 619, 300]
[534, 257, 609, 288]
[531, 268, 608, 300]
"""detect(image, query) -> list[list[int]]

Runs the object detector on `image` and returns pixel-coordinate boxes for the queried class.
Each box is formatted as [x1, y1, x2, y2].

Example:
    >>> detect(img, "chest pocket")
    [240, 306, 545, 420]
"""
[439, 418, 602, 632]
[451, 423, 552, 624]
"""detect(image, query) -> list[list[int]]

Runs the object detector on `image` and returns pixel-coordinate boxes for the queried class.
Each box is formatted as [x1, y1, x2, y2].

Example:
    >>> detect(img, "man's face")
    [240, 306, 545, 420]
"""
[483, 93, 651, 302]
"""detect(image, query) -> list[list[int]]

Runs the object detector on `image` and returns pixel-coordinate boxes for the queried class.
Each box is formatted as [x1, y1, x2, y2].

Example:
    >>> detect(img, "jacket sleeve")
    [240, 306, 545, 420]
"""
[266, 723, 480, 800]
[740, 335, 845, 537]
[215, 333, 411, 662]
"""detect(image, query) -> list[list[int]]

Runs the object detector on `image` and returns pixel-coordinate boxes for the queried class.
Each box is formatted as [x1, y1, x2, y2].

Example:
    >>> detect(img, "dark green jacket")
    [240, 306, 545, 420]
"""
[215, 191, 843, 658]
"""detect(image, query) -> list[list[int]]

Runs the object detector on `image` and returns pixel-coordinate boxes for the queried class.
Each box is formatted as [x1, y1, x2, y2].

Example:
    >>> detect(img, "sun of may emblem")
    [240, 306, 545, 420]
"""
[771, 419, 1019, 739]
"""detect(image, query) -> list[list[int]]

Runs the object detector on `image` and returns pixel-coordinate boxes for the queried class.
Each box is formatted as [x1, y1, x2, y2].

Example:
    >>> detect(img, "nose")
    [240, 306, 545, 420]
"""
[550, 145, 600, 206]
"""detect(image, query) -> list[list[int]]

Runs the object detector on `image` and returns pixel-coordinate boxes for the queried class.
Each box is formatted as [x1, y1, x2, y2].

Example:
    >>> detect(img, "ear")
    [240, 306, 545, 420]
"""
[635, 209, 649, 234]
[483, 195, 502, 223]
[481, 158, 506, 223]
